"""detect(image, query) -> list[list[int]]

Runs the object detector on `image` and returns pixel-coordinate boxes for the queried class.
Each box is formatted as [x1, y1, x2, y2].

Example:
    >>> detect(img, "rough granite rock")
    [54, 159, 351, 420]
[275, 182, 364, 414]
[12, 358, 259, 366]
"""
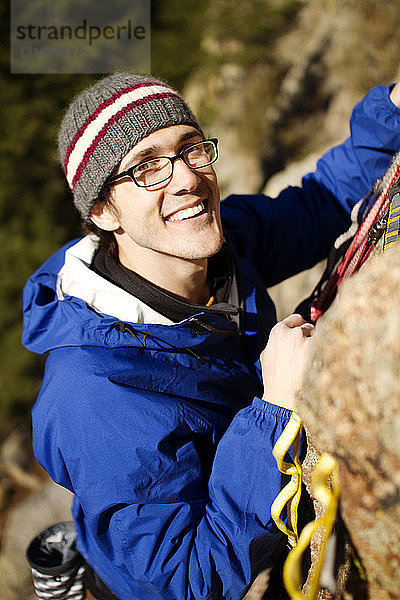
[297, 242, 400, 599]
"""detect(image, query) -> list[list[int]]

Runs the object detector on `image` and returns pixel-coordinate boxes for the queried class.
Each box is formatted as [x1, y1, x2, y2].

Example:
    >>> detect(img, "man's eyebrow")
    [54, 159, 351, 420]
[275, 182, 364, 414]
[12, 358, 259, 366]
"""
[127, 131, 203, 165]
[179, 130, 203, 143]
[129, 144, 163, 164]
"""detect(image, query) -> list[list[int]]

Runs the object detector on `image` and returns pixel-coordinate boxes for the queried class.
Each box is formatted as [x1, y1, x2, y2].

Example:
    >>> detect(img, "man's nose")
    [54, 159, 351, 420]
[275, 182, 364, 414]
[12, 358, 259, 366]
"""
[167, 156, 201, 193]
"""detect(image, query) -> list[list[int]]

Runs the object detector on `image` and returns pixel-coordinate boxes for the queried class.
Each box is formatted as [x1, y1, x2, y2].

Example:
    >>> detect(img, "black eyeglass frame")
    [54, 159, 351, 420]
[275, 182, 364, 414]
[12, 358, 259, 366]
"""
[107, 138, 219, 189]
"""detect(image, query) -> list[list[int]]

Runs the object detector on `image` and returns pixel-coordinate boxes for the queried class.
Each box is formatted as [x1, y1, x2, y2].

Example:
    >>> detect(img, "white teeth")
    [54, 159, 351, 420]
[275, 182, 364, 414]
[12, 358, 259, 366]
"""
[168, 202, 205, 222]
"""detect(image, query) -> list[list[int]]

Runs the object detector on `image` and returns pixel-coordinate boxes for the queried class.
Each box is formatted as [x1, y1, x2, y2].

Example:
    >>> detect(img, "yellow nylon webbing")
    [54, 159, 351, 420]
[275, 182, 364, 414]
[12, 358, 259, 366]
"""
[271, 411, 303, 548]
[283, 453, 340, 600]
[383, 189, 400, 250]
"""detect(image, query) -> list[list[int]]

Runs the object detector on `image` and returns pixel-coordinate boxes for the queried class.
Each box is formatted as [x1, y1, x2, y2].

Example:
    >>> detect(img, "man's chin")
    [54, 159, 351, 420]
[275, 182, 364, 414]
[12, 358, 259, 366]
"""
[181, 233, 224, 260]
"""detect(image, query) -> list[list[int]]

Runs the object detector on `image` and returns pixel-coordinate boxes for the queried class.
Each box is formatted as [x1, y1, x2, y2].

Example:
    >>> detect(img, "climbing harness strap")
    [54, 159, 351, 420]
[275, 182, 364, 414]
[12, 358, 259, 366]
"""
[282, 453, 340, 600]
[270, 412, 303, 548]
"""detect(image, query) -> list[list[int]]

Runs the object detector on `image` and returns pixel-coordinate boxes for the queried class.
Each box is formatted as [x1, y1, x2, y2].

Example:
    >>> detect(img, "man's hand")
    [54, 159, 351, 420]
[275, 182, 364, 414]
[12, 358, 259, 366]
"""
[260, 314, 314, 411]
[390, 83, 400, 108]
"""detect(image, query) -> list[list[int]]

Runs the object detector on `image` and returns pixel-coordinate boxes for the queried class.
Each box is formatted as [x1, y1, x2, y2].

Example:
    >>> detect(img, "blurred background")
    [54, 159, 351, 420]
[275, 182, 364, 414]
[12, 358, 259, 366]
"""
[0, 0, 399, 596]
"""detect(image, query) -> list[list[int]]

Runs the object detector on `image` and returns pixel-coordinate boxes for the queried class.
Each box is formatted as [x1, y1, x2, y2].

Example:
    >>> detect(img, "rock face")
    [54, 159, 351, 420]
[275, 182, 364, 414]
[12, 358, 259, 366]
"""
[297, 243, 400, 599]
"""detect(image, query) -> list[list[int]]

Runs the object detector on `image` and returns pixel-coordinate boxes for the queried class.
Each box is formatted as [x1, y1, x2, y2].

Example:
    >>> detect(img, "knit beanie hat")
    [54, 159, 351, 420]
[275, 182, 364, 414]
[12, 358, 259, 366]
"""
[58, 73, 202, 219]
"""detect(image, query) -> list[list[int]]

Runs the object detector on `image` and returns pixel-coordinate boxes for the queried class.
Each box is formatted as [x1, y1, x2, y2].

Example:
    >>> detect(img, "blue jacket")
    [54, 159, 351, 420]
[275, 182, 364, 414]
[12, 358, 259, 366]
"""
[22, 86, 400, 600]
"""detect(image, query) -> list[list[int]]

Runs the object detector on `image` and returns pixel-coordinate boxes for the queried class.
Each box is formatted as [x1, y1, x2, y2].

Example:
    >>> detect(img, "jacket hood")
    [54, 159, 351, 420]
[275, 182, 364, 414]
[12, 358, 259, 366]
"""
[22, 236, 239, 356]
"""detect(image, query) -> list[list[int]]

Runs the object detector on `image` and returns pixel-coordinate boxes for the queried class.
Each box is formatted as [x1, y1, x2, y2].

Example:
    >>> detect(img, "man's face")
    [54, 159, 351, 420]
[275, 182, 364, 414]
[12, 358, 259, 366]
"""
[101, 125, 223, 268]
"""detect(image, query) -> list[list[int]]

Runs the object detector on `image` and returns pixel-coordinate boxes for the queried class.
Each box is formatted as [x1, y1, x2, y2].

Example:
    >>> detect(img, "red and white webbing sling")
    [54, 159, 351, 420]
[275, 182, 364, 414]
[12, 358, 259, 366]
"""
[298, 150, 400, 323]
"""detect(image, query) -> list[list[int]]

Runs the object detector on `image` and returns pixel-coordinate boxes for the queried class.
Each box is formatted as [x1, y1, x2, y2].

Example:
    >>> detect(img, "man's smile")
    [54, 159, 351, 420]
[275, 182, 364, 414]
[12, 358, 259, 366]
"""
[164, 199, 208, 223]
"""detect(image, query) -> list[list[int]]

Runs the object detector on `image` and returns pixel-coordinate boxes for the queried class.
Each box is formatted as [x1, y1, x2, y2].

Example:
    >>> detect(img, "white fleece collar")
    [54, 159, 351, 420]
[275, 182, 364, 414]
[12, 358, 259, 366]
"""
[56, 236, 175, 325]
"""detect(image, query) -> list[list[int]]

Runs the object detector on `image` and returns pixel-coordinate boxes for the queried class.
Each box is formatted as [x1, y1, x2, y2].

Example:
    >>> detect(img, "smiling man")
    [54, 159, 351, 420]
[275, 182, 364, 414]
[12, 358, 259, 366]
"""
[23, 73, 400, 600]
[90, 126, 223, 305]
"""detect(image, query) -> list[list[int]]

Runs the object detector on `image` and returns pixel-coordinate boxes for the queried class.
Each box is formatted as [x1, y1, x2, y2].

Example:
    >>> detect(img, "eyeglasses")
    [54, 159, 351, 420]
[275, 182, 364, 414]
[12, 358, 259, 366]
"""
[107, 138, 219, 189]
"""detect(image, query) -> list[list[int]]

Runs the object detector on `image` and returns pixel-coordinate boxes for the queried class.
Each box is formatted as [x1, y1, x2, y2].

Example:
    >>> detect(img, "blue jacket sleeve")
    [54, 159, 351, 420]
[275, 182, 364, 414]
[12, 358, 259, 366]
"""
[32, 363, 293, 600]
[221, 85, 400, 286]
[111, 400, 291, 600]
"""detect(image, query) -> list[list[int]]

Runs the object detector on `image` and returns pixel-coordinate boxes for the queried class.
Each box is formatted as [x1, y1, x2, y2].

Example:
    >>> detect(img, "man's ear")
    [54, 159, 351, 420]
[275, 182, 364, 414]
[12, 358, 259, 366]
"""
[89, 202, 120, 231]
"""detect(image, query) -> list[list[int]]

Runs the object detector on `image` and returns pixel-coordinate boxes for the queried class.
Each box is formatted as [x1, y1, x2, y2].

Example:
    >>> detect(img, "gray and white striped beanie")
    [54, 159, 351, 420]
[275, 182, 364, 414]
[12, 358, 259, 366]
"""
[58, 73, 202, 219]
